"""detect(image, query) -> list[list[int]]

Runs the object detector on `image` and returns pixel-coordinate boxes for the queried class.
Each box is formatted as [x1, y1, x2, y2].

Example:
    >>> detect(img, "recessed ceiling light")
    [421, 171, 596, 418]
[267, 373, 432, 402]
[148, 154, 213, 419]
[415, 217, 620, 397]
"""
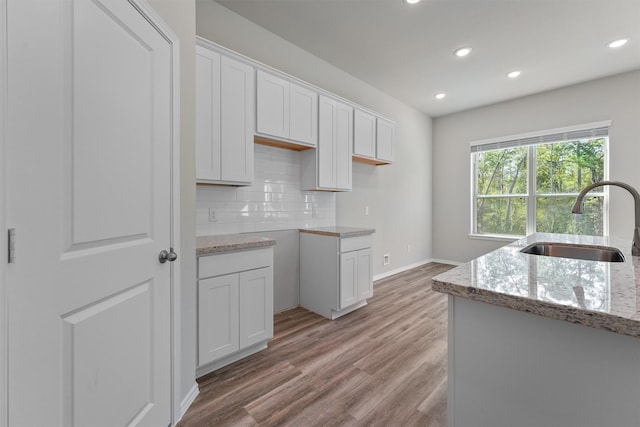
[404, 0, 422, 4]
[608, 38, 629, 48]
[455, 47, 472, 57]
[507, 70, 522, 79]
[435, 93, 446, 100]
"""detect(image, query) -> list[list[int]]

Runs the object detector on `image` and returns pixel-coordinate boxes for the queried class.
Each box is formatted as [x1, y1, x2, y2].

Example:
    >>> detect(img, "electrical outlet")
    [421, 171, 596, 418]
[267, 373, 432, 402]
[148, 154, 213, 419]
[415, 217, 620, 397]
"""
[407, 244, 411, 253]
[208, 208, 217, 222]
[364, 206, 369, 216]
[383, 253, 390, 266]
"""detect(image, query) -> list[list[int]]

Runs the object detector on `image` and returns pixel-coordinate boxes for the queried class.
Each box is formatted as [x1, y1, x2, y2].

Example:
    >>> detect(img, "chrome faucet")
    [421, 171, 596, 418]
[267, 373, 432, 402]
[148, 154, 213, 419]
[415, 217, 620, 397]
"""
[572, 180, 640, 256]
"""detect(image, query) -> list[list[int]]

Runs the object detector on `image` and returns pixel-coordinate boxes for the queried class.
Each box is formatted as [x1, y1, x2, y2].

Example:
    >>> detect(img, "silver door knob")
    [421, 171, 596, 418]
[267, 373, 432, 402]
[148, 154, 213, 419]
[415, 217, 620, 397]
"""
[159, 249, 178, 264]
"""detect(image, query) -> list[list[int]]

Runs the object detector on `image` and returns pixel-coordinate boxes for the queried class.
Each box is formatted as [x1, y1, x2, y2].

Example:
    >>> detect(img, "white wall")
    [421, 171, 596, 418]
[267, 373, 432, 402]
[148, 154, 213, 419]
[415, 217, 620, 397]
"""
[196, 0, 434, 276]
[145, 0, 197, 414]
[433, 70, 640, 263]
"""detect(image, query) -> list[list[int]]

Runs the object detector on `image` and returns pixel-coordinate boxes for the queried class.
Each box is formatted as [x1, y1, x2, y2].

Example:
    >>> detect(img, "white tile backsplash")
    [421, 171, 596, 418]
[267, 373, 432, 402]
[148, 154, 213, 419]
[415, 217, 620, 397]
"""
[196, 144, 336, 236]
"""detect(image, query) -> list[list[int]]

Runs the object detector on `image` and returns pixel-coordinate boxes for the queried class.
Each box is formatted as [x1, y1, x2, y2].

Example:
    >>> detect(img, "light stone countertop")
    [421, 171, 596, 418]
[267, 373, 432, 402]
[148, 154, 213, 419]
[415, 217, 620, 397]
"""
[432, 232, 640, 338]
[299, 226, 375, 238]
[196, 234, 276, 256]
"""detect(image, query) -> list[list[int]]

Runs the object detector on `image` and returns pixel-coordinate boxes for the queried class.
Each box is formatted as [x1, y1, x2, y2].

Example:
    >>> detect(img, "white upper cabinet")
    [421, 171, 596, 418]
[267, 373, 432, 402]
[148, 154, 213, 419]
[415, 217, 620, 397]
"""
[301, 95, 352, 191]
[256, 71, 289, 139]
[316, 97, 337, 189]
[221, 57, 255, 183]
[335, 101, 353, 189]
[256, 70, 317, 147]
[376, 117, 395, 163]
[289, 83, 318, 146]
[353, 108, 395, 165]
[353, 109, 376, 159]
[196, 46, 221, 182]
[196, 44, 254, 185]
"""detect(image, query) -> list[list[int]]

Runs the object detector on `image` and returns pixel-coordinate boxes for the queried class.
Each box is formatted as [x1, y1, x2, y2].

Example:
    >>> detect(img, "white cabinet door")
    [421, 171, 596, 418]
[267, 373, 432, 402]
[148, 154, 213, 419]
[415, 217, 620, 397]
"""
[335, 101, 353, 190]
[196, 46, 254, 185]
[198, 274, 240, 366]
[317, 96, 337, 189]
[196, 46, 221, 181]
[354, 109, 376, 158]
[289, 83, 318, 146]
[221, 56, 254, 183]
[315, 96, 352, 191]
[239, 267, 274, 348]
[376, 118, 395, 163]
[340, 251, 359, 309]
[256, 70, 289, 139]
[357, 248, 373, 300]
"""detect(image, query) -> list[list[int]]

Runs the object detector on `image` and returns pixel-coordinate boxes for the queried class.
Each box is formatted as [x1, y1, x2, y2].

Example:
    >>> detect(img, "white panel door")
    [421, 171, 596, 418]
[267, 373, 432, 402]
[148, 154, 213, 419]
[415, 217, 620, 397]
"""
[317, 96, 337, 189]
[353, 109, 376, 158]
[335, 101, 353, 190]
[198, 274, 240, 366]
[289, 83, 318, 146]
[357, 248, 373, 300]
[239, 267, 274, 348]
[376, 118, 395, 163]
[340, 251, 359, 309]
[256, 70, 289, 139]
[221, 56, 254, 184]
[196, 45, 222, 182]
[6, 0, 175, 425]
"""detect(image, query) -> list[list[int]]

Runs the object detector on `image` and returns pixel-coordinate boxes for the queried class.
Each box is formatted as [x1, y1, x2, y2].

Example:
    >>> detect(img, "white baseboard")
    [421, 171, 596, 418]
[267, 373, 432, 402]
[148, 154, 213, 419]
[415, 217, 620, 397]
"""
[373, 258, 462, 282]
[196, 341, 268, 378]
[373, 259, 429, 281]
[177, 382, 199, 424]
[429, 258, 463, 266]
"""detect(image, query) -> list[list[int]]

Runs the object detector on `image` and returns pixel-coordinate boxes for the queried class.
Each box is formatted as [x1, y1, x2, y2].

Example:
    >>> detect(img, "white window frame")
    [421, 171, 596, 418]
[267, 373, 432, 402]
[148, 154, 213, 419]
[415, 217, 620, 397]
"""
[469, 121, 611, 240]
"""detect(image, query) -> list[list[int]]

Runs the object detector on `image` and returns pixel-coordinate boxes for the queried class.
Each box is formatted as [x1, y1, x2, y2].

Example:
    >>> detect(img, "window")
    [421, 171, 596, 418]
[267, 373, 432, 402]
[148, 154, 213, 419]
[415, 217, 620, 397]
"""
[471, 122, 609, 238]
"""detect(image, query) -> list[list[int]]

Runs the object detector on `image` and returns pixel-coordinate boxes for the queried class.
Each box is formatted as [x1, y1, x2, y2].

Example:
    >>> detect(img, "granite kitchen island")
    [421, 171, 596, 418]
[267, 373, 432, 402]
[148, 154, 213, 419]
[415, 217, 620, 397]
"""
[432, 233, 640, 427]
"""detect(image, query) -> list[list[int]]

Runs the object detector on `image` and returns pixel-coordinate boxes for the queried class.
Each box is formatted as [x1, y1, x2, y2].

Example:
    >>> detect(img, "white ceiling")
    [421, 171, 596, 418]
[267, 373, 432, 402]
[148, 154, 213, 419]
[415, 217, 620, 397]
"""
[214, 0, 640, 117]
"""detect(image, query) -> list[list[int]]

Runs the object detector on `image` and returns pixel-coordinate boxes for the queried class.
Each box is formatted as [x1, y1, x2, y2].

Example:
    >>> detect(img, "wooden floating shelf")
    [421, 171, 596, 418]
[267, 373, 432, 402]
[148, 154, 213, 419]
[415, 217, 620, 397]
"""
[352, 155, 391, 166]
[254, 135, 315, 152]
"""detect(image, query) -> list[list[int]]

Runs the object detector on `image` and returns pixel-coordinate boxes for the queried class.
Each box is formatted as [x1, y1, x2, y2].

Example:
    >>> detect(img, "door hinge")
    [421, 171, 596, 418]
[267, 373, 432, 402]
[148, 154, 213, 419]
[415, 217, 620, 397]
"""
[8, 228, 15, 263]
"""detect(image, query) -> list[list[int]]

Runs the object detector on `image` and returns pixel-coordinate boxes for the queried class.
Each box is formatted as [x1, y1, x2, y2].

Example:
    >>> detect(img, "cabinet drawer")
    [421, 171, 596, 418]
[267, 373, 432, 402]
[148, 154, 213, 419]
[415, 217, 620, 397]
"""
[199, 248, 273, 279]
[340, 235, 372, 253]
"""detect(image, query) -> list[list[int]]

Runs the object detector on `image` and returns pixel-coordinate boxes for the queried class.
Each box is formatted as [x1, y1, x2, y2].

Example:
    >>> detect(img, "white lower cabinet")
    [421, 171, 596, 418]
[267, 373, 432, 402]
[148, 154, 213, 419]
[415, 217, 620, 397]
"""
[239, 267, 273, 348]
[198, 273, 240, 363]
[300, 233, 373, 319]
[197, 248, 274, 377]
[357, 248, 373, 300]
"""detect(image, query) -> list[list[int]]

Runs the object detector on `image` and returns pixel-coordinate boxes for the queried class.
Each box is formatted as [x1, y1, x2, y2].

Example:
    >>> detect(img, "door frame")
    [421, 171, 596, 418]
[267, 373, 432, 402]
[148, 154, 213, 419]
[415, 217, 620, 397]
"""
[125, 2, 183, 425]
[1, 0, 7, 424]
[0, 1, 182, 426]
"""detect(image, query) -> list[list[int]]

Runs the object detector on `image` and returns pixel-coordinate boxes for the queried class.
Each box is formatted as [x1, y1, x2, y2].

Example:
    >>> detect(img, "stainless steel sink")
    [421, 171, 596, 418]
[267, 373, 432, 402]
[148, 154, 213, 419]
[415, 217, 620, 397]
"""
[520, 242, 625, 262]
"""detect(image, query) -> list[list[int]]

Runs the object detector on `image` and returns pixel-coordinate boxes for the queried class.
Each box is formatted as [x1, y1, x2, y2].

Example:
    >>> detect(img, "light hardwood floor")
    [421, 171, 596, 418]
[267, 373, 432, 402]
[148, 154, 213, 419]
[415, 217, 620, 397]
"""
[179, 262, 455, 427]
